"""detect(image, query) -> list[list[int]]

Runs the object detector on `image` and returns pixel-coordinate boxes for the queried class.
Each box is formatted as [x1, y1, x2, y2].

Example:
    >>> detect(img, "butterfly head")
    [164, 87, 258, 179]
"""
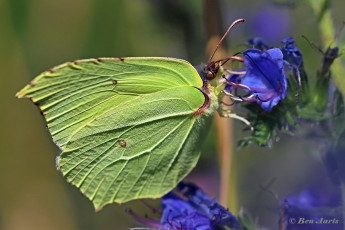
[205, 61, 221, 80]
[202, 18, 245, 92]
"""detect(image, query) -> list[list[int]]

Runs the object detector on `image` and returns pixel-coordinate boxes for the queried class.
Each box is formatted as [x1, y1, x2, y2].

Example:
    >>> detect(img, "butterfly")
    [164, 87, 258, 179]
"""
[16, 19, 245, 211]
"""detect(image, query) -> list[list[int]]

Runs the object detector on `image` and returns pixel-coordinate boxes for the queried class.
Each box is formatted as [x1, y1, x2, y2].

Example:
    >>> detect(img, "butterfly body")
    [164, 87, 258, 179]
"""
[17, 57, 222, 210]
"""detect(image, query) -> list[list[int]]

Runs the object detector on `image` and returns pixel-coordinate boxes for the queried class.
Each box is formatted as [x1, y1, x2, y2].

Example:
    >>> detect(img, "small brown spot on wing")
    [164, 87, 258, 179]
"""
[119, 139, 127, 148]
[112, 80, 118, 85]
[118, 57, 125, 61]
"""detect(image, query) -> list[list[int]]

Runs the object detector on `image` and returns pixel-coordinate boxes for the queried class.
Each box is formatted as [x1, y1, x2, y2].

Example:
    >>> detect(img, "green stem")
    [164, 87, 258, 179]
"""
[204, 0, 238, 213]
[308, 0, 334, 46]
[308, 0, 345, 226]
[308, 0, 345, 102]
[215, 113, 238, 213]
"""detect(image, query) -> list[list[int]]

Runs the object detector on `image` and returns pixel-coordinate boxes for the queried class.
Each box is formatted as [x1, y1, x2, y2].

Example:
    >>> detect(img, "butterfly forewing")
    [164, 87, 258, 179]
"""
[17, 58, 203, 148]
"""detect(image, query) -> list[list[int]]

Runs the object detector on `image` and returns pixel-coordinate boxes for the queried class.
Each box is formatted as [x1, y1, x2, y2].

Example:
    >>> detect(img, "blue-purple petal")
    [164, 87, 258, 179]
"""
[281, 37, 303, 68]
[160, 182, 240, 229]
[161, 192, 211, 230]
[247, 37, 270, 51]
[242, 48, 287, 111]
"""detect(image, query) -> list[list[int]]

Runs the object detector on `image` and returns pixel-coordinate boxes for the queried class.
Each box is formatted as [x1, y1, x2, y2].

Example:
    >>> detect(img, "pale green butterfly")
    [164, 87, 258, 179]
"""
[16, 19, 245, 211]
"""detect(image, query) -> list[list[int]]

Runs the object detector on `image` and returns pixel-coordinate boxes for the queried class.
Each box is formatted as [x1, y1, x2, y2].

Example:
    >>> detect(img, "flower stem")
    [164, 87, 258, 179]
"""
[204, 0, 238, 213]
[214, 112, 238, 212]
[308, 0, 345, 101]
[308, 0, 345, 227]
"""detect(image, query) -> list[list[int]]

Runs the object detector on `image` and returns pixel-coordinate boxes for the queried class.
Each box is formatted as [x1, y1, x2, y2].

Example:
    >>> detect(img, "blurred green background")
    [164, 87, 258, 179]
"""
[1, 0, 345, 229]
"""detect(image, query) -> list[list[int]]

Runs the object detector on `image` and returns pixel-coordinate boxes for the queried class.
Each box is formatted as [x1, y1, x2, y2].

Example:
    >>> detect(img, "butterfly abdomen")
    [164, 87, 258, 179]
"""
[193, 90, 210, 117]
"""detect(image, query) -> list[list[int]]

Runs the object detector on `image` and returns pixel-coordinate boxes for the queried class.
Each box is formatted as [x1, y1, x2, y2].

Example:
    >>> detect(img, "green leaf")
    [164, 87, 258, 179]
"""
[238, 102, 294, 148]
[17, 57, 217, 210]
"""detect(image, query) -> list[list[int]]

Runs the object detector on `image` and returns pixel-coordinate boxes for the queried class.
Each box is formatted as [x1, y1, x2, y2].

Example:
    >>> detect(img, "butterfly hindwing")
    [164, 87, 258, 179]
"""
[60, 86, 208, 210]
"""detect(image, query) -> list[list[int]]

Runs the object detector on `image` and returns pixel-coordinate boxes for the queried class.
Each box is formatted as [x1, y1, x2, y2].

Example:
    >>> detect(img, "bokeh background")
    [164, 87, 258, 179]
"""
[1, 0, 345, 229]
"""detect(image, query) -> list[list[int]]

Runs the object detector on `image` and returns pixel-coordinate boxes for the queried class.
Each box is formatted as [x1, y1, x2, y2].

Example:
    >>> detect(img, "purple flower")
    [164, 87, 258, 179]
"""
[160, 192, 211, 230]
[247, 37, 269, 51]
[285, 187, 341, 210]
[284, 185, 343, 230]
[224, 48, 288, 111]
[249, 4, 291, 43]
[128, 182, 240, 230]
[224, 38, 305, 111]
[281, 37, 303, 68]
[175, 182, 239, 229]
[161, 182, 240, 229]
[323, 147, 345, 186]
[241, 48, 288, 111]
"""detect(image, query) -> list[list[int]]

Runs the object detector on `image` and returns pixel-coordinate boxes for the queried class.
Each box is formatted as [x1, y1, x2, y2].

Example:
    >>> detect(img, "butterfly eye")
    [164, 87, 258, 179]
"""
[207, 71, 215, 79]
[206, 61, 220, 80]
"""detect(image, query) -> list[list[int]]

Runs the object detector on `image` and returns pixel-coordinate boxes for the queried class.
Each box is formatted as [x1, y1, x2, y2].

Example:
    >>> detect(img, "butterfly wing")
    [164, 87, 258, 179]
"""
[17, 57, 209, 210]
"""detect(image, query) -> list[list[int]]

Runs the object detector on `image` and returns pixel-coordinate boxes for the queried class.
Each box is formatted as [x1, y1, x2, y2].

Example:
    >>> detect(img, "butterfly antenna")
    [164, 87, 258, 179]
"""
[220, 52, 243, 66]
[209, 18, 245, 62]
